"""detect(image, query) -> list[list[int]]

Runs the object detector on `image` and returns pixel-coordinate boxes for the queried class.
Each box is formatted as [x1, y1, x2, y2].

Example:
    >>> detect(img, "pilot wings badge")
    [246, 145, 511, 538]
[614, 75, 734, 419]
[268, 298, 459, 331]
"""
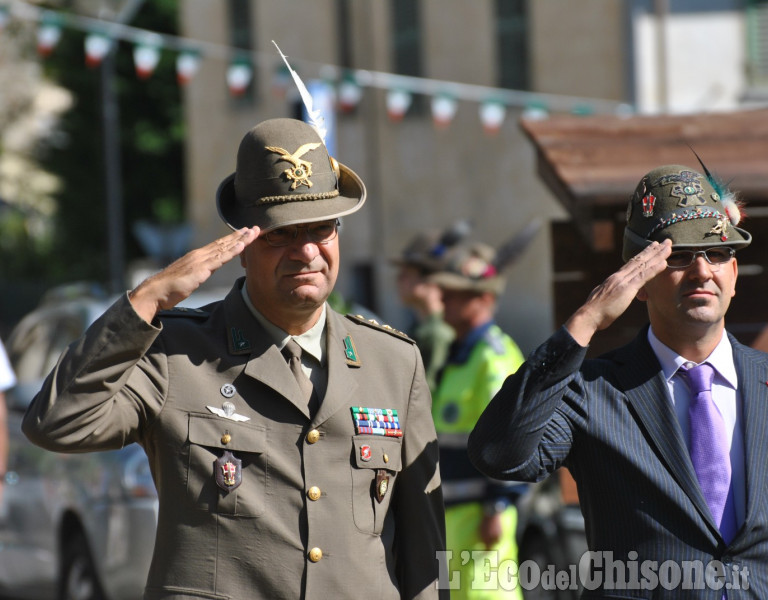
[207, 401, 250, 422]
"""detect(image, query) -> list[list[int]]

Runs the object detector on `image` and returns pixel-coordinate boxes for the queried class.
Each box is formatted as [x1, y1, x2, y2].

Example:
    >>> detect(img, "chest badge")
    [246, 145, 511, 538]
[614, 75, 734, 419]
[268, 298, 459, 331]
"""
[207, 401, 250, 422]
[360, 444, 372, 462]
[375, 469, 390, 503]
[215, 450, 242, 491]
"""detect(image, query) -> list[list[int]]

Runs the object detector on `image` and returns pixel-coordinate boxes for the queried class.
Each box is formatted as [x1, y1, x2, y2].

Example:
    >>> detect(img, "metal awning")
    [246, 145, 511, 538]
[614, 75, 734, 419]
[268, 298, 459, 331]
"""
[520, 108, 768, 246]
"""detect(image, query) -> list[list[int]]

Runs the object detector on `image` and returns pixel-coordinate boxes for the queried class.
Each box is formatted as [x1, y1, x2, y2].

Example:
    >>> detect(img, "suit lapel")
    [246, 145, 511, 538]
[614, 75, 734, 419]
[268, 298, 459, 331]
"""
[616, 330, 717, 533]
[313, 311, 359, 426]
[732, 339, 768, 529]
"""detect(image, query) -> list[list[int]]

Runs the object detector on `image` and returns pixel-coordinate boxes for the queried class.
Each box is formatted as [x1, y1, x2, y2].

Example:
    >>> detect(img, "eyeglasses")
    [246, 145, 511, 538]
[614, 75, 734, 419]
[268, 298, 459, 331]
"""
[262, 219, 340, 247]
[666, 247, 735, 269]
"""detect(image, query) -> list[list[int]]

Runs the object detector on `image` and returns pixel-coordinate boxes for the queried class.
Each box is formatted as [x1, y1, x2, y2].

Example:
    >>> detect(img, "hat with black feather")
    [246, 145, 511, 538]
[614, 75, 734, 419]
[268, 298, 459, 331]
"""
[392, 220, 473, 274]
[428, 220, 541, 295]
[622, 162, 751, 262]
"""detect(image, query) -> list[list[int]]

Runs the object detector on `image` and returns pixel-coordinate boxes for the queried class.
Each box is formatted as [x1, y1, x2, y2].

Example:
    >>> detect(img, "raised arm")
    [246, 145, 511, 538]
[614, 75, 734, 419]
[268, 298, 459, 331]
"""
[129, 227, 258, 323]
[469, 240, 672, 480]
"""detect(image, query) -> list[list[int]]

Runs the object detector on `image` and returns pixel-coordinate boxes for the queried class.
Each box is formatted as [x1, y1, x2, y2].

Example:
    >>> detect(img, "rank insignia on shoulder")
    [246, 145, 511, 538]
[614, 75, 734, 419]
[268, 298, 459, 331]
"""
[215, 450, 242, 492]
[351, 406, 403, 438]
[345, 314, 415, 344]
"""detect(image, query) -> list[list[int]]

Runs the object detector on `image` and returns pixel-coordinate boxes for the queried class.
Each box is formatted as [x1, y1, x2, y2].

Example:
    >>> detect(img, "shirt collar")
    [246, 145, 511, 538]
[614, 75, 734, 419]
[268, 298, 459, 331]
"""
[448, 321, 494, 364]
[240, 284, 326, 365]
[647, 326, 737, 388]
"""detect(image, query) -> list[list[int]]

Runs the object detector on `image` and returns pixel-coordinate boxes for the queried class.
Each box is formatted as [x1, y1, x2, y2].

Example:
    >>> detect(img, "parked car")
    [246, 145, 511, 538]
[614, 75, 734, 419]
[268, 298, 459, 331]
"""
[0, 283, 226, 600]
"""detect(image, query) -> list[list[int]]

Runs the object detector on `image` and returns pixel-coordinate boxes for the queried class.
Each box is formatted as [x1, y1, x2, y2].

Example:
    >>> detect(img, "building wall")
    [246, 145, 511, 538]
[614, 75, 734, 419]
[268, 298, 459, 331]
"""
[633, 8, 746, 113]
[178, 0, 580, 354]
[530, 0, 628, 100]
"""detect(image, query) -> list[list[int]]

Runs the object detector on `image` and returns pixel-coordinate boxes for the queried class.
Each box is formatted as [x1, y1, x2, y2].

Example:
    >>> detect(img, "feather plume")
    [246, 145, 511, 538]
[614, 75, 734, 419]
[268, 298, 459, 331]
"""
[272, 41, 327, 142]
[689, 147, 744, 226]
[493, 219, 542, 271]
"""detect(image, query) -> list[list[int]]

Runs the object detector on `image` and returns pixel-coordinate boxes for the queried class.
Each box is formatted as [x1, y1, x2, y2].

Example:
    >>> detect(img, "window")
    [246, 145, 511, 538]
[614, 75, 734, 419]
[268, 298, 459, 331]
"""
[746, 0, 768, 86]
[391, 0, 423, 77]
[228, 0, 256, 103]
[391, 0, 424, 114]
[496, 0, 529, 90]
[337, 0, 353, 68]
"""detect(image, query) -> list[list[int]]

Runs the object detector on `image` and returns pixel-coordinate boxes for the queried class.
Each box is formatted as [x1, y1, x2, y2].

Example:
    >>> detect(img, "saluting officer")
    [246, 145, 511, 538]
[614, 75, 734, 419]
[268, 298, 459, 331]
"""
[23, 118, 447, 600]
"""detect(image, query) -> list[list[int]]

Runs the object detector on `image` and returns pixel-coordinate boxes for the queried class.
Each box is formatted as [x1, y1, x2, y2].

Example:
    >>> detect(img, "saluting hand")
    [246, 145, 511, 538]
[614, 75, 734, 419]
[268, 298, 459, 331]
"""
[129, 227, 260, 323]
[565, 239, 672, 347]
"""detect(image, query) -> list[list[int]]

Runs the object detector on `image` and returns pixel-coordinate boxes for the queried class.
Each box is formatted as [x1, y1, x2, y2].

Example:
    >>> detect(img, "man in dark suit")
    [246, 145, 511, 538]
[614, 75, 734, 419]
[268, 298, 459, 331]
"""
[23, 118, 446, 599]
[469, 164, 765, 598]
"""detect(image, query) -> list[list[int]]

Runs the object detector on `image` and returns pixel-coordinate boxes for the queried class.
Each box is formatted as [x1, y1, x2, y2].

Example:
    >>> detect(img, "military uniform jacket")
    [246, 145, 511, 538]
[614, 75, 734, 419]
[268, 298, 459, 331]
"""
[23, 280, 447, 600]
[468, 325, 768, 599]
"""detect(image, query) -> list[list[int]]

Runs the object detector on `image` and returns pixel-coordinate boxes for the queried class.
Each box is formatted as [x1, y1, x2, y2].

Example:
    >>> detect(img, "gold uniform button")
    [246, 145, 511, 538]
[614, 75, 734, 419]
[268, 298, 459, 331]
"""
[221, 433, 231, 445]
[309, 547, 323, 562]
[307, 486, 321, 501]
[383, 453, 389, 463]
[306, 429, 320, 444]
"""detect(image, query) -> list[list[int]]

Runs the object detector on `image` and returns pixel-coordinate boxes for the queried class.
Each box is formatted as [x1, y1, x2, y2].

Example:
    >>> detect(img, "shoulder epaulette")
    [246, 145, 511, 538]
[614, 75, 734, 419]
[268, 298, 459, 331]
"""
[159, 306, 210, 319]
[345, 314, 415, 344]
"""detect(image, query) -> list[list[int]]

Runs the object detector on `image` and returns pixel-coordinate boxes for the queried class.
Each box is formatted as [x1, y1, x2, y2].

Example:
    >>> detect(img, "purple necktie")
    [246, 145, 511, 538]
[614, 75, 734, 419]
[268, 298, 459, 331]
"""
[682, 363, 737, 543]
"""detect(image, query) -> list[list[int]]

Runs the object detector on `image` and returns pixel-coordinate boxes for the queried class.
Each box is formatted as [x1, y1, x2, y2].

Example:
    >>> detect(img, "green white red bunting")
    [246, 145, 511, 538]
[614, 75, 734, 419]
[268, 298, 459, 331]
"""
[5, 1, 627, 128]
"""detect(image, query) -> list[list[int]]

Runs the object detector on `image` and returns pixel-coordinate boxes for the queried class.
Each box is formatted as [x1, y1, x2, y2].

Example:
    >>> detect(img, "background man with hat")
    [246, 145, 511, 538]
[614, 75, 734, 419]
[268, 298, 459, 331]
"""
[469, 163, 768, 597]
[428, 240, 526, 599]
[23, 118, 447, 599]
[393, 221, 471, 393]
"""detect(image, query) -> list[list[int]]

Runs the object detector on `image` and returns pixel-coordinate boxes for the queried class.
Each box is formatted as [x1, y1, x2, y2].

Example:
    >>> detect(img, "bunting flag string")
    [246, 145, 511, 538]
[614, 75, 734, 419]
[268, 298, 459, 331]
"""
[3, 0, 633, 133]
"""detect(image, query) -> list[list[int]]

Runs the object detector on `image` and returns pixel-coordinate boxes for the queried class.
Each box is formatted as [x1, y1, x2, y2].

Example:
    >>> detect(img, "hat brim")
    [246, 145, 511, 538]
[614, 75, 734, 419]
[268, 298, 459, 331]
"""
[622, 224, 752, 262]
[428, 272, 506, 295]
[217, 162, 366, 232]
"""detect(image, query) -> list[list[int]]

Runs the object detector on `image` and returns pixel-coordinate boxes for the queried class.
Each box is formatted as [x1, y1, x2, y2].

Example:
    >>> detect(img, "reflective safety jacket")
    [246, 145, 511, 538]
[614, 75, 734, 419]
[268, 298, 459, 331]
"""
[433, 322, 525, 507]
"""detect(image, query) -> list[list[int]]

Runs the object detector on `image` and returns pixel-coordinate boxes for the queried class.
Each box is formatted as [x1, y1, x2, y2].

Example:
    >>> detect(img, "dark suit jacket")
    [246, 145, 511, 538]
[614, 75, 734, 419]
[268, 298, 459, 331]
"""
[468, 325, 768, 599]
[23, 279, 447, 600]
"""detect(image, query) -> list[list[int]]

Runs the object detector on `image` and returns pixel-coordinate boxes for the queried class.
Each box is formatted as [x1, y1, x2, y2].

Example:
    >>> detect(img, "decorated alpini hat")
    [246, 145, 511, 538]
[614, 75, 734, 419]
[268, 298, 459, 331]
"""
[428, 242, 506, 295]
[428, 220, 542, 295]
[623, 162, 751, 262]
[391, 220, 472, 273]
[216, 118, 366, 231]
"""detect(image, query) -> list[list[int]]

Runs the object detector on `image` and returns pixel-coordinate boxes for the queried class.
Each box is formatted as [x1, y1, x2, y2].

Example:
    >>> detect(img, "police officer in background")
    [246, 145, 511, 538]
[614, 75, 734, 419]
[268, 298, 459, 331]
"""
[428, 241, 525, 600]
[23, 118, 447, 600]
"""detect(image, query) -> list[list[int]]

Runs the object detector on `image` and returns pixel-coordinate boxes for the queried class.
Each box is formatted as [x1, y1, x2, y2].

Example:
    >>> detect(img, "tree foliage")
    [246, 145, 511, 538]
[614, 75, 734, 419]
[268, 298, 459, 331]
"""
[37, 0, 183, 285]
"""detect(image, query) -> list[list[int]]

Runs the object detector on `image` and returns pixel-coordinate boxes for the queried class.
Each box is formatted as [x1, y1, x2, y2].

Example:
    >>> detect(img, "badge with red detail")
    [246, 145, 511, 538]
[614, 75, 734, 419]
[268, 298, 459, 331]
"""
[215, 450, 242, 491]
[360, 444, 372, 462]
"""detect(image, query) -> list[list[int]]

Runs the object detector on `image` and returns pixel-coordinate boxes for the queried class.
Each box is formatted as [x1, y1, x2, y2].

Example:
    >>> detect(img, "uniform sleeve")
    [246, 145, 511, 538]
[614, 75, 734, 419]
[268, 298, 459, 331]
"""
[481, 341, 528, 504]
[22, 293, 167, 452]
[393, 343, 449, 600]
[468, 326, 588, 484]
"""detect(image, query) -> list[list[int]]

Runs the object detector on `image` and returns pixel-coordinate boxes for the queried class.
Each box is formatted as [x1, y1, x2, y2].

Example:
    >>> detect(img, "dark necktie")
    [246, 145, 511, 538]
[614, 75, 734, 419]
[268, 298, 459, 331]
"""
[283, 339, 318, 416]
[681, 363, 737, 542]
